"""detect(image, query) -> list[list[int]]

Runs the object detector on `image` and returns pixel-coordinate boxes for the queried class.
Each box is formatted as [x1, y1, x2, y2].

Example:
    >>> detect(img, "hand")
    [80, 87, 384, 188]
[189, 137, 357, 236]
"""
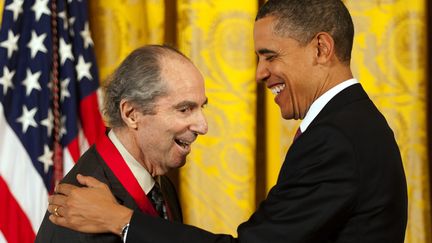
[48, 174, 133, 235]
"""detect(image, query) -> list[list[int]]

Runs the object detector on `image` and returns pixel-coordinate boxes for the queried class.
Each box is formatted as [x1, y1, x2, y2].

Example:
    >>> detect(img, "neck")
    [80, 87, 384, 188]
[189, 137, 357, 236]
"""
[111, 127, 154, 175]
[320, 63, 353, 94]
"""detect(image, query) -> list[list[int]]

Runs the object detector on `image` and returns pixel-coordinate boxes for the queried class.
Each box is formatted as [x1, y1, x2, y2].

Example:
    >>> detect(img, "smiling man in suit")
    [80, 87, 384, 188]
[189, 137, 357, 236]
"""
[46, 0, 407, 242]
[35, 45, 208, 242]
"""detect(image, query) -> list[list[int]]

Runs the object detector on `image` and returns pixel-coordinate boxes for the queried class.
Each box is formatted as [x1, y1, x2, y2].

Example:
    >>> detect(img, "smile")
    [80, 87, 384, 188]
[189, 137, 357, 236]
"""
[174, 138, 191, 150]
[270, 84, 285, 95]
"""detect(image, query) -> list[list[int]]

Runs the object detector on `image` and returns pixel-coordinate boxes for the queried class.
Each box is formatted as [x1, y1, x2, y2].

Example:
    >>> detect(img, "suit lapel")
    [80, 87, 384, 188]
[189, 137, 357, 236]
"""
[98, 159, 141, 211]
[308, 83, 369, 129]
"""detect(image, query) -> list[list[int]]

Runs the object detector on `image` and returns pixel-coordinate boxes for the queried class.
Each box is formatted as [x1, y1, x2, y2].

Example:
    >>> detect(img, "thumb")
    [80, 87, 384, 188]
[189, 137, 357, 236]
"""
[76, 174, 105, 188]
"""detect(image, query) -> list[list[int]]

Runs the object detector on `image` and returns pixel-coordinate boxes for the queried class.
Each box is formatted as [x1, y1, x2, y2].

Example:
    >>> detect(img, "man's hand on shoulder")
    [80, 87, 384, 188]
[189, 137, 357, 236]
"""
[48, 174, 133, 236]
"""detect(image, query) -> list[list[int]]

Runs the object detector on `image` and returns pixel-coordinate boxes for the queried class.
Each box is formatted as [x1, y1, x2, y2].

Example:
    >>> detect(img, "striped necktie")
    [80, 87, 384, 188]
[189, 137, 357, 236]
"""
[293, 127, 302, 141]
[149, 182, 168, 220]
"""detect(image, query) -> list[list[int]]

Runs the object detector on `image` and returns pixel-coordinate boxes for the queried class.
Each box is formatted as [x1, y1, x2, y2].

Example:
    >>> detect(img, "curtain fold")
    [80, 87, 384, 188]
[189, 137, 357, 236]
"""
[176, 0, 257, 235]
[0, 0, 3, 23]
[345, 1, 431, 242]
[88, 0, 164, 83]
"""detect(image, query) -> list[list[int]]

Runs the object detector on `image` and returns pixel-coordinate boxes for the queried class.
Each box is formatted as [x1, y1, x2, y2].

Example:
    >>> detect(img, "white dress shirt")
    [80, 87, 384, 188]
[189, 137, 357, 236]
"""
[299, 78, 359, 133]
[108, 130, 155, 194]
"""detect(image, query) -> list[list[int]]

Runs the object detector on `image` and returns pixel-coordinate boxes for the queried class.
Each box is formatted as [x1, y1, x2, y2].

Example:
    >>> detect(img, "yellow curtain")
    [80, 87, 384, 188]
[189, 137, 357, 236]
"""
[176, 0, 257, 235]
[87, 0, 431, 240]
[0, 0, 3, 23]
[345, 1, 431, 243]
[88, 0, 164, 83]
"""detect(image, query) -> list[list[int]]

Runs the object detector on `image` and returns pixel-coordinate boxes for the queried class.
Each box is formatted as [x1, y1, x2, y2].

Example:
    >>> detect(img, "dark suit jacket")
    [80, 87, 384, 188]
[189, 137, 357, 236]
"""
[35, 142, 182, 242]
[125, 84, 407, 243]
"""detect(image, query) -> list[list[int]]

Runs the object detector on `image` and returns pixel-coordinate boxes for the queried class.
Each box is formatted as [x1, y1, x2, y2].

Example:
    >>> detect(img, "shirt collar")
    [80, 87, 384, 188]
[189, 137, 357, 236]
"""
[108, 130, 155, 194]
[299, 78, 359, 132]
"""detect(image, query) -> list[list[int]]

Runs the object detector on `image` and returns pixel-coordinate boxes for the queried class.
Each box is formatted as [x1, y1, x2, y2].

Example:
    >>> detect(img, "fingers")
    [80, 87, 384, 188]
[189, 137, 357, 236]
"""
[48, 193, 67, 206]
[76, 174, 106, 189]
[49, 214, 68, 227]
[54, 206, 60, 217]
[48, 204, 65, 217]
[54, 183, 79, 196]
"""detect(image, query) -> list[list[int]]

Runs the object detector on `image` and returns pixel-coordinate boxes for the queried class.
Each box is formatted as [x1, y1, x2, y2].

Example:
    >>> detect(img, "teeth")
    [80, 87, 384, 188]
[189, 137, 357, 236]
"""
[270, 84, 285, 95]
[176, 139, 191, 149]
[178, 139, 190, 145]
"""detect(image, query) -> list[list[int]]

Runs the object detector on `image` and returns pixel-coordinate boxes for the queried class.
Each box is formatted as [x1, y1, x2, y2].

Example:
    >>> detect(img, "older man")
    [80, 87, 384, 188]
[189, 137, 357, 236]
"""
[47, 0, 407, 242]
[35, 45, 208, 242]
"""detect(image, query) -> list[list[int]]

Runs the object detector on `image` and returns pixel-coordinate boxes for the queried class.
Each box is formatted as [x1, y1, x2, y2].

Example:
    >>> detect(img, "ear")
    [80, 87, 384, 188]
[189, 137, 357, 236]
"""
[119, 99, 139, 129]
[314, 32, 335, 64]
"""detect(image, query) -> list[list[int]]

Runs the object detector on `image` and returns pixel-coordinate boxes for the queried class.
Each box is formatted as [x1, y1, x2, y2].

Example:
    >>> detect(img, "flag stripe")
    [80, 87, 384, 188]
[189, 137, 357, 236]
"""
[0, 176, 35, 243]
[63, 147, 75, 177]
[0, 104, 48, 232]
[79, 92, 105, 145]
[0, 231, 6, 243]
[66, 136, 80, 162]
[0, 0, 104, 241]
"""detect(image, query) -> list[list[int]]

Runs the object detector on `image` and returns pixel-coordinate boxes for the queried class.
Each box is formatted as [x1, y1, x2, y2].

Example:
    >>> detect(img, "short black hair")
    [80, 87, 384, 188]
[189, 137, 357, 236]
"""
[256, 0, 354, 63]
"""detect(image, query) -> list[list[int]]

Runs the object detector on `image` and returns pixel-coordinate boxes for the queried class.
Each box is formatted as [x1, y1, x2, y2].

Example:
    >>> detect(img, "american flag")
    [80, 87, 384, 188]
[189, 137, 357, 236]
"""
[0, 0, 105, 242]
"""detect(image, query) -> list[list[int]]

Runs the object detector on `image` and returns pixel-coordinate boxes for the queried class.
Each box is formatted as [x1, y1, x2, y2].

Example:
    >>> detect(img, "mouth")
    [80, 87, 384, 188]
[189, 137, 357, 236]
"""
[174, 138, 192, 153]
[269, 83, 286, 95]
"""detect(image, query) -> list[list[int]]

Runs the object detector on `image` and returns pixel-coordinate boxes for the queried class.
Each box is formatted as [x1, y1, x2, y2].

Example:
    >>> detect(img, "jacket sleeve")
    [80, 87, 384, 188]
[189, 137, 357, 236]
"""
[35, 147, 124, 243]
[127, 211, 237, 243]
[237, 125, 357, 243]
[126, 126, 357, 243]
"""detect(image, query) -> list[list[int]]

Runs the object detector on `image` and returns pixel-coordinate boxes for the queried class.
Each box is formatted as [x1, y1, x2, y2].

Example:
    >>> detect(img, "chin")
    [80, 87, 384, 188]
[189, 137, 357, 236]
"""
[281, 109, 302, 120]
[281, 111, 293, 120]
[171, 159, 187, 169]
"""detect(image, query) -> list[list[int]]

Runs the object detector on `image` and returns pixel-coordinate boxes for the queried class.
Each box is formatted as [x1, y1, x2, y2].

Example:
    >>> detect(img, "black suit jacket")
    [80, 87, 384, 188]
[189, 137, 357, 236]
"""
[35, 142, 182, 242]
[125, 84, 407, 243]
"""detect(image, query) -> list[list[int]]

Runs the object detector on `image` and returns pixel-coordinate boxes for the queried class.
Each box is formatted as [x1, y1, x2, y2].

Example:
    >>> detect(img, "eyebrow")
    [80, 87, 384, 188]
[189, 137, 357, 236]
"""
[173, 97, 208, 109]
[256, 48, 277, 55]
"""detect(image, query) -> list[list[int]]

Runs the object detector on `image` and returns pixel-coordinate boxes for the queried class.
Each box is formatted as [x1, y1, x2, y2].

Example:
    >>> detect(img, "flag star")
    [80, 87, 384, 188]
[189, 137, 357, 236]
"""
[16, 105, 38, 133]
[0, 30, 20, 58]
[59, 38, 74, 65]
[0, 66, 15, 95]
[58, 11, 68, 30]
[80, 22, 94, 48]
[69, 17, 76, 26]
[27, 31, 48, 59]
[47, 73, 53, 91]
[31, 0, 50, 22]
[68, 0, 82, 4]
[22, 69, 42, 96]
[76, 55, 92, 81]
[58, 11, 76, 35]
[60, 116, 67, 138]
[60, 78, 71, 102]
[38, 145, 53, 173]
[40, 109, 53, 137]
[68, 17, 76, 36]
[5, 0, 24, 21]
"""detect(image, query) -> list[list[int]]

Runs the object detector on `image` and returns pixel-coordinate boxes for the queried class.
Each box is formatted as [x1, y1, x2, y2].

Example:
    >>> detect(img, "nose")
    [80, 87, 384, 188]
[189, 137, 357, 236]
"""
[191, 109, 208, 135]
[256, 61, 270, 83]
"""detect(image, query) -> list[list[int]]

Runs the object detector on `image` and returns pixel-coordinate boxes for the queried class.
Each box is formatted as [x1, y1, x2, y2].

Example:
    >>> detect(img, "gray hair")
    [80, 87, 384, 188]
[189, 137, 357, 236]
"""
[256, 0, 354, 64]
[103, 45, 188, 128]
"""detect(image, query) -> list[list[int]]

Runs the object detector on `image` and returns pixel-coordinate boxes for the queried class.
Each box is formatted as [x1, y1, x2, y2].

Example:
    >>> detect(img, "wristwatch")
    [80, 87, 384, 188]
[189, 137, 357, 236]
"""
[120, 223, 130, 242]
